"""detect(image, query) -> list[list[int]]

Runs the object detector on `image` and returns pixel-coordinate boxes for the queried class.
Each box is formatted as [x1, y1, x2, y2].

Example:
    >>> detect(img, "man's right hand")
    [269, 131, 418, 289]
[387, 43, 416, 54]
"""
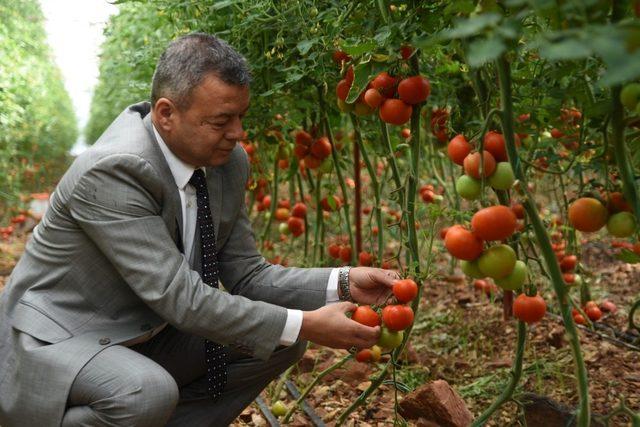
[298, 302, 380, 349]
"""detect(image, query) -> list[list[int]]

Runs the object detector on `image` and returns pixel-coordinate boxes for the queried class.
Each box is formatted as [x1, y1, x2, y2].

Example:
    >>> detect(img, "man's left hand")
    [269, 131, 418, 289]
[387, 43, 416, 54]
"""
[348, 267, 400, 305]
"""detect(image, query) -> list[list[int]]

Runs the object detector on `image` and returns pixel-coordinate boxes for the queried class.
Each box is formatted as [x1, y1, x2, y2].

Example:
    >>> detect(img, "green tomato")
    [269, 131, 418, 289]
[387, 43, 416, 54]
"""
[376, 328, 404, 349]
[455, 175, 482, 200]
[353, 102, 374, 117]
[461, 259, 484, 279]
[278, 222, 290, 235]
[573, 274, 583, 287]
[478, 244, 517, 279]
[620, 83, 640, 110]
[488, 162, 515, 190]
[271, 400, 288, 417]
[318, 158, 333, 174]
[607, 211, 636, 237]
[495, 260, 527, 290]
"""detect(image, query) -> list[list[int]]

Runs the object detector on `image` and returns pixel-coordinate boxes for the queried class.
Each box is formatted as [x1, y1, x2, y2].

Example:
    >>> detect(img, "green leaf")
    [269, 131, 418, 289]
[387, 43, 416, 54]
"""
[296, 39, 315, 55]
[538, 38, 592, 61]
[341, 41, 377, 56]
[212, 0, 235, 10]
[444, 0, 476, 14]
[374, 26, 392, 45]
[441, 13, 502, 40]
[466, 36, 506, 67]
[345, 60, 387, 104]
[616, 249, 640, 264]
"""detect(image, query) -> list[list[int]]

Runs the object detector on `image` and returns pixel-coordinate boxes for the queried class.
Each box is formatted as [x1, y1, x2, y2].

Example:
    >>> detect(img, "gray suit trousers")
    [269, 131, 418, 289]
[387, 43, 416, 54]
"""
[61, 325, 305, 426]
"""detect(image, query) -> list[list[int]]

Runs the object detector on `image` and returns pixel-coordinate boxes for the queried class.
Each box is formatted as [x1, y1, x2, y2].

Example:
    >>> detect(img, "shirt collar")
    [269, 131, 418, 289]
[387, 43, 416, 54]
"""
[152, 124, 205, 190]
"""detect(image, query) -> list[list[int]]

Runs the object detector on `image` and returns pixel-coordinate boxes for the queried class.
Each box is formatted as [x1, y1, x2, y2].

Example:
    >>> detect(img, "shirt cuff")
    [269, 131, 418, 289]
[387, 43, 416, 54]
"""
[326, 267, 340, 303]
[279, 309, 303, 346]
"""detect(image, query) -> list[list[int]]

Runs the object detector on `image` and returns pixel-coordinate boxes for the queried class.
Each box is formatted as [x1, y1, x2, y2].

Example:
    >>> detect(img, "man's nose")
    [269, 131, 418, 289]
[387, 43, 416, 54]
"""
[226, 116, 244, 141]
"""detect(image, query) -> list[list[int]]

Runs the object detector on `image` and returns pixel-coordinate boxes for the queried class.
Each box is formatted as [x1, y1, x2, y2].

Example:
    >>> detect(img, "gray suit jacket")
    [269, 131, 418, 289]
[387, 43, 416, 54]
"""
[0, 102, 331, 426]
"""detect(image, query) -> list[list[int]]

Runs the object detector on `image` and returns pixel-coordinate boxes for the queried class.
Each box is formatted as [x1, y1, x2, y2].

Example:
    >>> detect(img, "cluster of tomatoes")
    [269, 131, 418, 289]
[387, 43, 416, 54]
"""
[333, 46, 430, 125]
[271, 199, 307, 238]
[351, 278, 419, 363]
[547, 230, 582, 287]
[568, 195, 636, 238]
[447, 132, 517, 200]
[293, 130, 333, 172]
[418, 184, 443, 204]
[572, 300, 618, 325]
[1, 213, 27, 240]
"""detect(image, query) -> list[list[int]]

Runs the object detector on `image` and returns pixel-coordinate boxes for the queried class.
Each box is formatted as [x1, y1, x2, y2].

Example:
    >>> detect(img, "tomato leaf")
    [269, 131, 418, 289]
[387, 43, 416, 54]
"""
[341, 41, 377, 56]
[466, 36, 506, 67]
[441, 13, 502, 40]
[296, 39, 316, 55]
[616, 249, 640, 264]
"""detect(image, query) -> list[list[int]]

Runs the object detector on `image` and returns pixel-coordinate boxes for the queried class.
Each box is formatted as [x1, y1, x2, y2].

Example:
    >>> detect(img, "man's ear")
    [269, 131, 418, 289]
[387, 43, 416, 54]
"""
[152, 98, 177, 132]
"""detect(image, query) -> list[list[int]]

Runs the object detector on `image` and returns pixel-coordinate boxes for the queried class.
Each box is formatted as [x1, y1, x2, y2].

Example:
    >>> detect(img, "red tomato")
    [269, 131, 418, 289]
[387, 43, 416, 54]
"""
[332, 50, 351, 64]
[400, 128, 411, 139]
[379, 99, 412, 125]
[399, 45, 413, 59]
[358, 251, 373, 266]
[382, 305, 414, 331]
[321, 195, 342, 211]
[364, 88, 385, 109]
[471, 205, 518, 241]
[560, 255, 577, 272]
[371, 72, 398, 97]
[447, 134, 472, 166]
[463, 151, 497, 179]
[336, 79, 350, 101]
[296, 130, 313, 146]
[511, 203, 525, 219]
[551, 128, 564, 139]
[585, 306, 602, 321]
[328, 243, 341, 259]
[483, 131, 507, 162]
[311, 137, 332, 159]
[304, 154, 322, 169]
[291, 202, 307, 218]
[439, 226, 450, 240]
[513, 294, 547, 323]
[274, 208, 290, 221]
[444, 225, 484, 261]
[352, 306, 381, 327]
[397, 76, 430, 105]
[573, 313, 587, 325]
[393, 279, 418, 303]
[345, 65, 354, 86]
[287, 217, 305, 237]
[355, 349, 372, 363]
[339, 245, 352, 263]
[600, 300, 618, 313]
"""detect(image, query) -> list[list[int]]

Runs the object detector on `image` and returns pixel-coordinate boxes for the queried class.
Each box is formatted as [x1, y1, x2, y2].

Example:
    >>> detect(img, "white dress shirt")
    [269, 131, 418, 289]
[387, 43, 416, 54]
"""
[152, 126, 340, 346]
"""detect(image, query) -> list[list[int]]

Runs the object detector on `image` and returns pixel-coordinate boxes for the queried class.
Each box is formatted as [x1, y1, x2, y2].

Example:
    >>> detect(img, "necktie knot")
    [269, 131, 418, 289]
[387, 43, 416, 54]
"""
[189, 168, 206, 189]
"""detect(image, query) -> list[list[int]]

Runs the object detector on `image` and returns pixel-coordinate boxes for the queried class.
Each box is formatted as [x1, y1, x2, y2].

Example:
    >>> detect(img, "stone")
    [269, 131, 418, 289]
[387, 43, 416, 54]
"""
[398, 380, 473, 427]
[522, 393, 604, 427]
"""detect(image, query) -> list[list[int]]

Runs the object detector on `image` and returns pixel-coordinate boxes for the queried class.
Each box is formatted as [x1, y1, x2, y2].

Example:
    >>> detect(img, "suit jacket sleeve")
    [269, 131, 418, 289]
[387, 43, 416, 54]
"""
[217, 150, 333, 311]
[67, 153, 287, 360]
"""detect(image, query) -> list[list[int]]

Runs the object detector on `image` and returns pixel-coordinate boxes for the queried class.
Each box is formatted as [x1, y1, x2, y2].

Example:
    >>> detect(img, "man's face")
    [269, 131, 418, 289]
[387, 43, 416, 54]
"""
[153, 73, 250, 167]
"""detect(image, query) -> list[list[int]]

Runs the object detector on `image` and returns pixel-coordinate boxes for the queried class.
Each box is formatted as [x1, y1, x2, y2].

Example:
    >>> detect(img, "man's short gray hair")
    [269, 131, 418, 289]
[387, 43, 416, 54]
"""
[151, 33, 251, 110]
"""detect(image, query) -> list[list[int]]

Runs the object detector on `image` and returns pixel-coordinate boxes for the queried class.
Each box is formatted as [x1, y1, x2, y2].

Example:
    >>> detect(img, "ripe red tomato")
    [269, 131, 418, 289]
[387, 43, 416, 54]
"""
[336, 79, 350, 101]
[444, 225, 484, 261]
[568, 198, 608, 232]
[397, 76, 430, 105]
[471, 205, 518, 241]
[513, 294, 546, 323]
[304, 154, 322, 169]
[393, 279, 418, 303]
[585, 306, 602, 321]
[551, 128, 564, 139]
[321, 195, 342, 211]
[332, 50, 352, 64]
[296, 130, 313, 146]
[328, 243, 341, 259]
[345, 65, 354, 86]
[274, 208, 290, 221]
[560, 255, 577, 272]
[600, 300, 617, 313]
[400, 128, 411, 139]
[355, 349, 372, 362]
[352, 306, 381, 327]
[463, 151, 497, 179]
[371, 72, 398, 97]
[447, 134, 472, 166]
[339, 245, 352, 263]
[358, 251, 373, 266]
[399, 45, 413, 59]
[379, 99, 412, 125]
[287, 217, 305, 237]
[311, 137, 332, 159]
[294, 144, 309, 159]
[483, 131, 507, 162]
[511, 203, 525, 219]
[364, 88, 385, 109]
[382, 305, 414, 331]
[291, 202, 307, 218]
[573, 313, 587, 325]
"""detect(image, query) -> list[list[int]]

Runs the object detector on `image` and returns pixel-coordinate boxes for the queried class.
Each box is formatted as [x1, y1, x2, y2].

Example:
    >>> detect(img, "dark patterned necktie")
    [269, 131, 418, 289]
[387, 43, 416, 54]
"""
[189, 169, 228, 399]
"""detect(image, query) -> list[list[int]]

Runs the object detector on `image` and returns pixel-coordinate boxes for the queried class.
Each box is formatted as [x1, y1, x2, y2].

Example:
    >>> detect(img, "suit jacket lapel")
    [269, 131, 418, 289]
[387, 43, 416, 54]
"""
[141, 113, 183, 246]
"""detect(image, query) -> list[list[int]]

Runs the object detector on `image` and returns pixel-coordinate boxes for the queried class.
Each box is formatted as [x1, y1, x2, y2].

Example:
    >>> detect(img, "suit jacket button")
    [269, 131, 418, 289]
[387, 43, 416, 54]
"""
[99, 337, 111, 345]
[140, 323, 152, 331]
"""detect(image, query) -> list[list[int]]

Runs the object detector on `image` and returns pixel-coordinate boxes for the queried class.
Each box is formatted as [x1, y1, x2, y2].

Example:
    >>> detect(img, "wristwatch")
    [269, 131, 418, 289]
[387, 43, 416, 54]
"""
[338, 266, 353, 302]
